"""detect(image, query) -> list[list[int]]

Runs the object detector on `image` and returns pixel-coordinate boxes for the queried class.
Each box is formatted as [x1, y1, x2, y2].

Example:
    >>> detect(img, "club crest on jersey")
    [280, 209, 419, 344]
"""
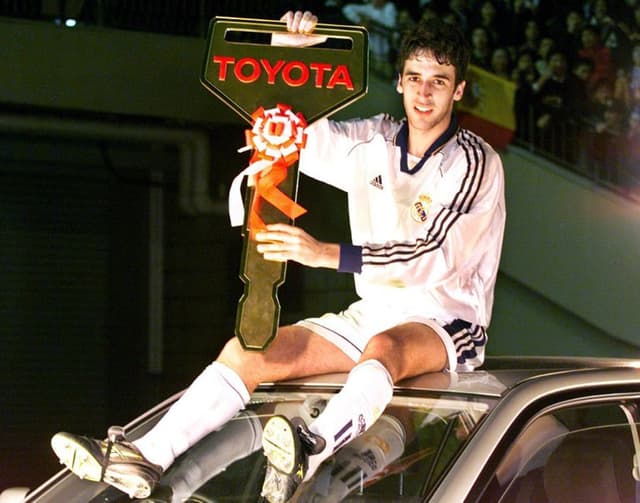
[411, 194, 432, 223]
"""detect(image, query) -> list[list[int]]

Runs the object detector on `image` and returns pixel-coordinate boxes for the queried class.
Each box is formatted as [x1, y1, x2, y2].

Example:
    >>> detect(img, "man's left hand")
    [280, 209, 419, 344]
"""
[256, 224, 339, 269]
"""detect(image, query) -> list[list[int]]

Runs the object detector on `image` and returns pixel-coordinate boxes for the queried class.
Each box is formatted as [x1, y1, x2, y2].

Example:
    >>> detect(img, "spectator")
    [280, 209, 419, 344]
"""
[522, 0, 558, 26]
[585, 0, 610, 27]
[629, 44, 640, 113]
[624, 110, 640, 191]
[418, 5, 438, 23]
[578, 25, 616, 90]
[531, 50, 572, 154]
[442, 9, 462, 26]
[564, 57, 595, 162]
[535, 36, 556, 76]
[629, 6, 640, 42]
[446, 0, 471, 32]
[512, 49, 538, 86]
[469, 25, 493, 70]
[389, 6, 416, 69]
[614, 68, 631, 108]
[553, 10, 586, 64]
[588, 0, 633, 70]
[518, 19, 541, 56]
[512, 50, 538, 141]
[472, 1, 506, 48]
[581, 78, 626, 182]
[490, 46, 513, 79]
[503, 0, 537, 48]
[342, 0, 398, 77]
[568, 57, 595, 113]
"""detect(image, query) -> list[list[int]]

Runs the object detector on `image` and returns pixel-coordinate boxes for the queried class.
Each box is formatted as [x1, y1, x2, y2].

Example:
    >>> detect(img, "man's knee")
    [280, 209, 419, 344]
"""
[362, 332, 402, 379]
[362, 324, 448, 380]
[364, 332, 398, 359]
[217, 337, 250, 370]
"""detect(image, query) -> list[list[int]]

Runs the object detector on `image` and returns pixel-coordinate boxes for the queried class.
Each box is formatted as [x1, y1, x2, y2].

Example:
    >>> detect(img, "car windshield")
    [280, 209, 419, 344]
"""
[30, 387, 497, 502]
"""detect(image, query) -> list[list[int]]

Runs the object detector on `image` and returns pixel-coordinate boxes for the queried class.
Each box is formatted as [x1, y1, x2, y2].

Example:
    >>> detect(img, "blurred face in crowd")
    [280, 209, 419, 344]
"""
[491, 48, 510, 73]
[566, 11, 583, 33]
[593, 0, 608, 20]
[548, 52, 567, 78]
[538, 37, 555, 59]
[593, 82, 613, 105]
[442, 12, 458, 25]
[581, 28, 598, 49]
[471, 27, 489, 50]
[574, 62, 593, 80]
[480, 1, 497, 23]
[516, 52, 534, 71]
[524, 21, 539, 43]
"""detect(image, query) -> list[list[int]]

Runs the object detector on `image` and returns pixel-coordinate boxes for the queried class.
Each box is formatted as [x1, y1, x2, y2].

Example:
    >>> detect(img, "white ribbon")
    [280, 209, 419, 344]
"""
[228, 158, 272, 227]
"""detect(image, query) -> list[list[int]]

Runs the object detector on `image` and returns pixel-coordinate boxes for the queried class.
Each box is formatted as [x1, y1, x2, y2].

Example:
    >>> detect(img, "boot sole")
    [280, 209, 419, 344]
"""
[51, 432, 156, 499]
[262, 415, 300, 475]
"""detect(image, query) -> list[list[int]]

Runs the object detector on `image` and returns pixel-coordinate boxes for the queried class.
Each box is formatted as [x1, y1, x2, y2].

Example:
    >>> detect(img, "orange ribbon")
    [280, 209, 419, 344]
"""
[244, 104, 308, 232]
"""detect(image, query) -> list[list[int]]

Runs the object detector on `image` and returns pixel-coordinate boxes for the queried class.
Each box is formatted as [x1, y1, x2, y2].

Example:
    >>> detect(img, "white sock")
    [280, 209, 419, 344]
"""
[306, 359, 393, 478]
[134, 362, 250, 470]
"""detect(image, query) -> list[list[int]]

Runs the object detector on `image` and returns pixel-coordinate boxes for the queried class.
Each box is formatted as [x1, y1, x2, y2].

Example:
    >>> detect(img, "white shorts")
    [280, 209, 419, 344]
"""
[296, 299, 487, 372]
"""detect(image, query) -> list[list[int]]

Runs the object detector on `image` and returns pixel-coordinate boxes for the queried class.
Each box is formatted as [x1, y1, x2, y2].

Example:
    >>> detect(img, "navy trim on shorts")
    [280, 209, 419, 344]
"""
[443, 319, 487, 366]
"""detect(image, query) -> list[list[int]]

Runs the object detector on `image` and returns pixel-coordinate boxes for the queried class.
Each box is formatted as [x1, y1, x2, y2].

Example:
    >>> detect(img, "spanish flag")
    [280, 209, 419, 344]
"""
[457, 64, 516, 151]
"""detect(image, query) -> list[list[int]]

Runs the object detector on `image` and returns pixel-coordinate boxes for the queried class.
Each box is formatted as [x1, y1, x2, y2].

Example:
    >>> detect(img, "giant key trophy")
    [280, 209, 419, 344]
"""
[201, 17, 368, 350]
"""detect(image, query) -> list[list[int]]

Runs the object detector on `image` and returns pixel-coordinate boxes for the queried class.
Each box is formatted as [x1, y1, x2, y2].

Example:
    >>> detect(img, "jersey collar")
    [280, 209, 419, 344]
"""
[396, 114, 459, 174]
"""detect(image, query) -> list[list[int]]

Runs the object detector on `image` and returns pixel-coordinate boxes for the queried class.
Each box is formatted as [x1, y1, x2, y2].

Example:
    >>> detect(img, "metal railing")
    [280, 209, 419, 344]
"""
[514, 104, 640, 202]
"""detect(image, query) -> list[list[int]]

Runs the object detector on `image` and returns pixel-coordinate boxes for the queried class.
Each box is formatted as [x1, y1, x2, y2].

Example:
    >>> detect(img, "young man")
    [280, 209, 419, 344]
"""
[51, 10, 505, 502]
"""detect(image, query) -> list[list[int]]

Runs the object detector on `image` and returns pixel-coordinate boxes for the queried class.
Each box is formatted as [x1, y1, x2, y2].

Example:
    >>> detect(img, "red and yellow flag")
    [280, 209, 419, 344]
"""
[457, 64, 516, 151]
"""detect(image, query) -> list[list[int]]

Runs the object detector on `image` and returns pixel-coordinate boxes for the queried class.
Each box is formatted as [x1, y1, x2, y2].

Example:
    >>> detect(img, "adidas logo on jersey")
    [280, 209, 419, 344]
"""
[369, 175, 384, 190]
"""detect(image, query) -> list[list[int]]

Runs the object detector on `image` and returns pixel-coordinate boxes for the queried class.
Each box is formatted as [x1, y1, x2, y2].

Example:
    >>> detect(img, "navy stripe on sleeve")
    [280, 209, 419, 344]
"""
[338, 244, 363, 273]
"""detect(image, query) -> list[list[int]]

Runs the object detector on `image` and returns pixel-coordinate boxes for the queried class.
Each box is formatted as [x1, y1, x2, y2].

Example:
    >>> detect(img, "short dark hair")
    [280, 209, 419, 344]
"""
[396, 18, 470, 84]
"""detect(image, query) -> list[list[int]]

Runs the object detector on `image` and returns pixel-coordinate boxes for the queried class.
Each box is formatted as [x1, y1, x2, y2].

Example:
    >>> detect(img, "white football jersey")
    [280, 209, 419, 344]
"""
[299, 114, 506, 327]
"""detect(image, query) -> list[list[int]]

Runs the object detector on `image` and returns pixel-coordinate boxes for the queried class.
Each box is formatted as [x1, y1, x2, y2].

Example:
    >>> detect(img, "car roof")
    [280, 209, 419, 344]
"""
[258, 355, 640, 398]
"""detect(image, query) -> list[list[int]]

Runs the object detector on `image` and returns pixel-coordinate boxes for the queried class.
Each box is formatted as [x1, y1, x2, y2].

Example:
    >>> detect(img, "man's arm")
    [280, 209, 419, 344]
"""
[255, 224, 340, 270]
[256, 10, 340, 270]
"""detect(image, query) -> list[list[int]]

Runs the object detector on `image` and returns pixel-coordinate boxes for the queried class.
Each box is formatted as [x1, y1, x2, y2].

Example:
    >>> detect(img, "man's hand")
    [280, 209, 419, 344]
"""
[271, 10, 328, 47]
[256, 223, 340, 269]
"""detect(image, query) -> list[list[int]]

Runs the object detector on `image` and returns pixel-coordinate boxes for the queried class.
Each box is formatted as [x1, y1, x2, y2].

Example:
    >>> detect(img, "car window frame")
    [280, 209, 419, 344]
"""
[466, 386, 640, 503]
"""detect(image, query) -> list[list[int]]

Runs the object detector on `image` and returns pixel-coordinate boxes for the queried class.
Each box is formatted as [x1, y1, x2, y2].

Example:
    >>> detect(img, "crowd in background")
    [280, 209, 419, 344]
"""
[1, 0, 638, 195]
[322, 0, 640, 194]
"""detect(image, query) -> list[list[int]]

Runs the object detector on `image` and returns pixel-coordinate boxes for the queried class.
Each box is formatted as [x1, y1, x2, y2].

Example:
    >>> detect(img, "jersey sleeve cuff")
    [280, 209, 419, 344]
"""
[338, 244, 362, 273]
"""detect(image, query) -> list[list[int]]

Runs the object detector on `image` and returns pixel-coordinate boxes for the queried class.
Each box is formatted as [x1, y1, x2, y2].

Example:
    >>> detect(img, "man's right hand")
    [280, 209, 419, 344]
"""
[271, 10, 327, 47]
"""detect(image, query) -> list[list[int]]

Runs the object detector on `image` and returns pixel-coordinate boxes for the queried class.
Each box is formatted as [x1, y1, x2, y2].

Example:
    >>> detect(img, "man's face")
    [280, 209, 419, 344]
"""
[396, 51, 465, 136]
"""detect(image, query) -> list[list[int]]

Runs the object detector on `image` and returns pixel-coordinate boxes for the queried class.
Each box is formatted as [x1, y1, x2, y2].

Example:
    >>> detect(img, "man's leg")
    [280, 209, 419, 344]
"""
[51, 325, 353, 498]
[260, 322, 448, 502]
[136, 324, 354, 468]
[303, 321, 448, 476]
